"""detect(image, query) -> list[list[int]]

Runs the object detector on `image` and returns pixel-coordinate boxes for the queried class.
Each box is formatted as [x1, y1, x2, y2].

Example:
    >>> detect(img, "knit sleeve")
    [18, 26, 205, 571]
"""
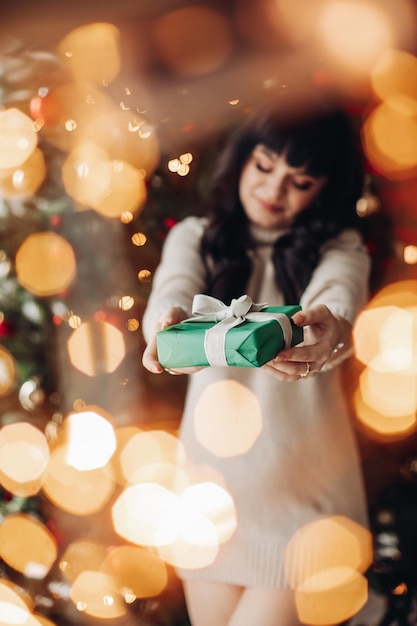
[299, 229, 370, 324]
[141, 217, 207, 342]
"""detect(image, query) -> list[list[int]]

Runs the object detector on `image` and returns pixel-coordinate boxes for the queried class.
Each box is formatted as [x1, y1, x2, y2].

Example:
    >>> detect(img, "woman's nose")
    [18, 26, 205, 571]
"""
[266, 172, 286, 200]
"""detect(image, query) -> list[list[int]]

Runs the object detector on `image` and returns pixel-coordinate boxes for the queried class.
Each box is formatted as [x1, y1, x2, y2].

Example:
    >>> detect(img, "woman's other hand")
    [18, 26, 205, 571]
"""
[142, 307, 188, 374]
[263, 304, 352, 381]
[142, 306, 203, 375]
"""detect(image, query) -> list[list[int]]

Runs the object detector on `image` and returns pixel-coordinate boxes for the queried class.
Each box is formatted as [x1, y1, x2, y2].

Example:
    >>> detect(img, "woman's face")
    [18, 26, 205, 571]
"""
[238, 144, 327, 230]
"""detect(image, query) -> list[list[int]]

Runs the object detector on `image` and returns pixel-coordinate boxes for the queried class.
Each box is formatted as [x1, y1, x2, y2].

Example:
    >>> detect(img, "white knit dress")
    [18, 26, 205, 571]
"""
[142, 216, 371, 589]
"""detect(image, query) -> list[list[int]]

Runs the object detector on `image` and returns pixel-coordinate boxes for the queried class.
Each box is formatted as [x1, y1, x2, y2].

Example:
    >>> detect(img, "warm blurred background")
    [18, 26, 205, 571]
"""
[1, 1, 417, 625]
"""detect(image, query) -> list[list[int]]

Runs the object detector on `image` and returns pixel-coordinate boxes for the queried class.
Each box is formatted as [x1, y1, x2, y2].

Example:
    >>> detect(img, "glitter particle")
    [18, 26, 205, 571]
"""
[138, 269, 151, 283]
[131, 232, 147, 246]
[127, 318, 139, 331]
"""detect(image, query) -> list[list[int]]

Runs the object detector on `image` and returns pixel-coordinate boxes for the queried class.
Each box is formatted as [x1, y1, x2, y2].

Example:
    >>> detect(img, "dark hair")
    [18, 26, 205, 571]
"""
[200, 92, 365, 303]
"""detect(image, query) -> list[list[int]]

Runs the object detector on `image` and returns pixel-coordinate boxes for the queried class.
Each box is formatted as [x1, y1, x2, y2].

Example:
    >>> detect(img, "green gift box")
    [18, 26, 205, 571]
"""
[156, 295, 303, 369]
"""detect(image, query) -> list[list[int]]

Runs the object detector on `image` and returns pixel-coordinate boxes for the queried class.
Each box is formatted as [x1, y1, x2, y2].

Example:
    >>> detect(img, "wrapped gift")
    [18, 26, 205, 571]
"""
[156, 294, 303, 368]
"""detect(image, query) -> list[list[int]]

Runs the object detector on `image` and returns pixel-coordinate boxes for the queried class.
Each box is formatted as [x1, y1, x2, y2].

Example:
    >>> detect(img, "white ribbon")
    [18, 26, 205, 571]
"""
[185, 294, 293, 366]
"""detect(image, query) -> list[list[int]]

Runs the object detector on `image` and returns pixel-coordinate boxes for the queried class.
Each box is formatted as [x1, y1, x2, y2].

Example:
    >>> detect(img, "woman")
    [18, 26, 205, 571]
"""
[142, 91, 371, 626]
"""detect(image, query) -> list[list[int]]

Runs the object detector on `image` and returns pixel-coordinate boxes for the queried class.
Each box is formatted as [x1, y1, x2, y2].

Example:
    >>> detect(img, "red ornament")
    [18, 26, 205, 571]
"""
[29, 90, 63, 126]
[0, 319, 13, 338]
[94, 310, 107, 322]
[49, 214, 62, 228]
[164, 216, 177, 229]
[52, 314, 64, 326]
[182, 122, 194, 133]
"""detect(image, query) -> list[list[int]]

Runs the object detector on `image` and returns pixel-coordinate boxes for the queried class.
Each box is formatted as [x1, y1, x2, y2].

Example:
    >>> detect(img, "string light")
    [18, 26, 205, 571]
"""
[167, 152, 193, 176]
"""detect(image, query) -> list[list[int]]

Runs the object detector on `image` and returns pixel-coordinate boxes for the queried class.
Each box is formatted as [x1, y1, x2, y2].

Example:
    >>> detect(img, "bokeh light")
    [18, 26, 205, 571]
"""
[317, 0, 392, 73]
[60, 540, 107, 583]
[36, 82, 116, 153]
[19, 377, 45, 412]
[375, 306, 417, 373]
[87, 159, 147, 219]
[119, 429, 186, 487]
[0, 147, 46, 199]
[57, 22, 121, 85]
[43, 444, 115, 515]
[353, 282, 417, 438]
[359, 366, 417, 418]
[87, 110, 160, 175]
[193, 380, 263, 457]
[354, 282, 417, 363]
[0, 421, 49, 496]
[0, 250, 11, 277]
[168, 152, 193, 177]
[126, 459, 189, 493]
[151, 7, 234, 77]
[0, 513, 57, 579]
[112, 471, 236, 569]
[126, 318, 139, 331]
[354, 305, 400, 367]
[63, 141, 148, 217]
[0, 345, 17, 396]
[108, 426, 143, 486]
[0, 580, 38, 626]
[362, 101, 417, 178]
[179, 482, 237, 545]
[69, 571, 126, 620]
[120, 211, 134, 224]
[404, 245, 417, 265]
[100, 545, 168, 598]
[63, 406, 117, 471]
[112, 483, 178, 547]
[67, 319, 126, 376]
[138, 269, 152, 283]
[155, 505, 219, 570]
[61, 140, 110, 209]
[68, 313, 82, 329]
[354, 306, 417, 373]
[295, 568, 368, 625]
[15, 232, 76, 297]
[284, 515, 372, 589]
[118, 295, 134, 310]
[0, 108, 38, 169]
[366, 280, 417, 309]
[275, 0, 326, 47]
[353, 387, 417, 439]
[285, 515, 371, 624]
[371, 49, 417, 115]
[365, 48, 417, 179]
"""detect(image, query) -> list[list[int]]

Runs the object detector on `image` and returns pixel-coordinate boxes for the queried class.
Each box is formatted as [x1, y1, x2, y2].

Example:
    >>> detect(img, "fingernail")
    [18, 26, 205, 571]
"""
[292, 312, 305, 323]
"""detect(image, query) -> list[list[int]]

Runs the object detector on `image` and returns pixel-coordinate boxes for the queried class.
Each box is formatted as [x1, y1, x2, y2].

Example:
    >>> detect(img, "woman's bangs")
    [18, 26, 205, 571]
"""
[261, 131, 332, 177]
[285, 137, 333, 177]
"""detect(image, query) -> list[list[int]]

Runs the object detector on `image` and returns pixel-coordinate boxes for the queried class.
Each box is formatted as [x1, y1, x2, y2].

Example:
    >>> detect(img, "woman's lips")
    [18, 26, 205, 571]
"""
[257, 199, 283, 213]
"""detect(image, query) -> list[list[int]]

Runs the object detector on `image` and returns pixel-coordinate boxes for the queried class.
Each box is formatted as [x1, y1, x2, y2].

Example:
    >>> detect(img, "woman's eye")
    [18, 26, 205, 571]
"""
[255, 161, 272, 173]
[292, 179, 313, 191]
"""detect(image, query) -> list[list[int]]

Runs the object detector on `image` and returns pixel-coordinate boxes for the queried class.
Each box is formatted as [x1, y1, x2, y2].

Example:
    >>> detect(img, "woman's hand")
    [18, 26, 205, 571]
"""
[142, 306, 203, 375]
[263, 304, 352, 381]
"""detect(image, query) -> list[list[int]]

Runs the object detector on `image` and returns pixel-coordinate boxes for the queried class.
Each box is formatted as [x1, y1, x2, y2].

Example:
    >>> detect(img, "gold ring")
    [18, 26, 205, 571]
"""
[164, 368, 182, 375]
[300, 362, 311, 378]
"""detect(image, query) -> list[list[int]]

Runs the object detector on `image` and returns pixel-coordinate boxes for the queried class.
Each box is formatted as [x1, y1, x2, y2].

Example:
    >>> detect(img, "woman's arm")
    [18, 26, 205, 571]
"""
[264, 229, 370, 381]
[300, 229, 370, 325]
[141, 217, 207, 373]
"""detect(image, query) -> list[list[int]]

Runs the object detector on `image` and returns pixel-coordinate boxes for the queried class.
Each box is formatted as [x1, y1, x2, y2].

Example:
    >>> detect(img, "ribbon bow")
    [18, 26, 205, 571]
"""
[185, 294, 293, 366]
